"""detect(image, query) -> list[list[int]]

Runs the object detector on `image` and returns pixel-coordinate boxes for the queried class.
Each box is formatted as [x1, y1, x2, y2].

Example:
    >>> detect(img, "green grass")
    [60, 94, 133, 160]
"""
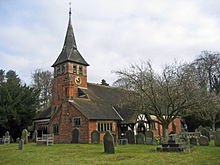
[0, 141, 220, 165]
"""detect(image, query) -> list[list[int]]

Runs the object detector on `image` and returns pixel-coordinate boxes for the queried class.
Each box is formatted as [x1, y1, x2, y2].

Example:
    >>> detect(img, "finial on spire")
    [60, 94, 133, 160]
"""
[69, 2, 72, 16]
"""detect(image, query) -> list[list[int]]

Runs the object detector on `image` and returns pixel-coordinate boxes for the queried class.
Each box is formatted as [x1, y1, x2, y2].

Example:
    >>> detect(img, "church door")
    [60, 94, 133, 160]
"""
[71, 129, 79, 143]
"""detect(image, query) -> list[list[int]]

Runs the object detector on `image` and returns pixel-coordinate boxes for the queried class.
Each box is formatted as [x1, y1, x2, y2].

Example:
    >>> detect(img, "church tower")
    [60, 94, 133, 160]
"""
[51, 6, 89, 107]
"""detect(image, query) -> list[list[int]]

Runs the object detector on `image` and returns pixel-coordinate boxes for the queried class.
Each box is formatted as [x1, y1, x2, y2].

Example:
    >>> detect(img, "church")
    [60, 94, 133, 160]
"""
[34, 7, 182, 143]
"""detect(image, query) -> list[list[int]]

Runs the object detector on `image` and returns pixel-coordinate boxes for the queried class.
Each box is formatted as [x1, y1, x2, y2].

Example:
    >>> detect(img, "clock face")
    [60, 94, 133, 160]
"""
[75, 76, 82, 85]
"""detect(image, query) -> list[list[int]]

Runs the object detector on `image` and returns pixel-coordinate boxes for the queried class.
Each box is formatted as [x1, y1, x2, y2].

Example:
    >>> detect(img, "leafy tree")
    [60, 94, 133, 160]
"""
[31, 69, 53, 111]
[114, 61, 201, 141]
[101, 79, 109, 86]
[0, 70, 39, 139]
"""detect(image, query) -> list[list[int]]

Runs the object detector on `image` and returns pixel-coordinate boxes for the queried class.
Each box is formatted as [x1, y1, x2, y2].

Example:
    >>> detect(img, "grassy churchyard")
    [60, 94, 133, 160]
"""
[0, 141, 220, 165]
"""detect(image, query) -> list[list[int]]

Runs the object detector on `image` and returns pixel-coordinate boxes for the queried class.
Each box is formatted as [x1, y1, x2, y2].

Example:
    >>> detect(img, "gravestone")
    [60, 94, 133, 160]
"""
[5, 131, 9, 137]
[145, 131, 153, 139]
[32, 130, 38, 142]
[146, 137, 152, 145]
[16, 137, 20, 143]
[112, 134, 117, 146]
[190, 137, 197, 146]
[214, 128, 220, 146]
[91, 130, 100, 144]
[71, 129, 79, 143]
[104, 131, 115, 154]
[126, 130, 135, 144]
[136, 133, 145, 144]
[19, 139, 24, 150]
[152, 138, 158, 145]
[199, 136, 209, 146]
[22, 129, 29, 144]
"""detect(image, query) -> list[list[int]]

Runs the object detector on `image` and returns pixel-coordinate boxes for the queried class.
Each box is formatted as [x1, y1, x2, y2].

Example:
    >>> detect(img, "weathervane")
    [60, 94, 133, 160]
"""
[69, 2, 72, 16]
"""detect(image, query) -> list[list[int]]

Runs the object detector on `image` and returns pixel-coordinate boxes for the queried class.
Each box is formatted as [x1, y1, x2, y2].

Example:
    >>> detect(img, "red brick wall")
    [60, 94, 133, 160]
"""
[152, 117, 182, 137]
[48, 102, 89, 143]
[88, 120, 118, 143]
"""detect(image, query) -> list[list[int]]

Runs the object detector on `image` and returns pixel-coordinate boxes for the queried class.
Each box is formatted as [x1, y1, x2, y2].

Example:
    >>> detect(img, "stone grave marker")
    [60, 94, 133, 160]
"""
[126, 130, 135, 144]
[190, 137, 197, 146]
[19, 139, 24, 150]
[22, 129, 29, 144]
[32, 130, 38, 143]
[16, 137, 20, 143]
[145, 131, 153, 139]
[91, 130, 100, 144]
[214, 128, 220, 146]
[136, 133, 145, 144]
[104, 131, 115, 154]
[199, 136, 209, 146]
[112, 134, 117, 146]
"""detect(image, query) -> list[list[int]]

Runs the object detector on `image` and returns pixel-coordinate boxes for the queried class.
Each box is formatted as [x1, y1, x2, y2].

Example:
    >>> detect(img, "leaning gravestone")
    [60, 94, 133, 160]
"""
[18, 139, 24, 150]
[22, 129, 29, 144]
[32, 130, 38, 143]
[199, 136, 209, 146]
[91, 130, 100, 144]
[136, 133, 145, 144]
[190, 137, 197, 146]
[214, 128, 220, 146]
[126, 130, 135, 144]
[104, 131, 115, 154]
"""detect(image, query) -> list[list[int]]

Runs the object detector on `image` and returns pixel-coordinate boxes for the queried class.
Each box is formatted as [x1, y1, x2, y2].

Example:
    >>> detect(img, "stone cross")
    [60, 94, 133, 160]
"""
[104, 131, 115, 154]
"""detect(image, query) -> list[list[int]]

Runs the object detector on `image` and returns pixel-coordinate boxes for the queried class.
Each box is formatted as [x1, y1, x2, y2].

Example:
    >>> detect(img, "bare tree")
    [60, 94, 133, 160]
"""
[115, 61, 200, 141]
[31, 69, 53, 111]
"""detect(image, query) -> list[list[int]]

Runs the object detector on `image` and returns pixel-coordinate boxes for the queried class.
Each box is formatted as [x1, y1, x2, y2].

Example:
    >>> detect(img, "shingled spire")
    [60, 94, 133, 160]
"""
[52, 5, 89, 67]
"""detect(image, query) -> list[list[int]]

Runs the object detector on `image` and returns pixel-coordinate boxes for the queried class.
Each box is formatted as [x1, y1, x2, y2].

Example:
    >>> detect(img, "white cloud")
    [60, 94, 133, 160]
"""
[0, 0, 220, 85]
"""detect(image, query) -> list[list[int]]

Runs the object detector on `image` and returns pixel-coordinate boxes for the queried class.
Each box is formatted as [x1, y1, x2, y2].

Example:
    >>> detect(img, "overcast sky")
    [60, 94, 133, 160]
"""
[1, 0, 220, 85]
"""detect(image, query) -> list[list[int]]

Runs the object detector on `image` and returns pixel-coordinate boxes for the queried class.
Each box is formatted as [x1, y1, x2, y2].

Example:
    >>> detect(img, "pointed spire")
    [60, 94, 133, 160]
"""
[52, 4, 89, 67]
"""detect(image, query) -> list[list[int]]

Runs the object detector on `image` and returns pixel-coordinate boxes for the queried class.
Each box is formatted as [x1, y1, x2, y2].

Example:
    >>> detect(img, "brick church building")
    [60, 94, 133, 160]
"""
[34, 7, 182, 143]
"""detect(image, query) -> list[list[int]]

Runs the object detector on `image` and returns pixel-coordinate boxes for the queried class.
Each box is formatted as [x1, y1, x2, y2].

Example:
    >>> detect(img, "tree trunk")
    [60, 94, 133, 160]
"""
[212, 122, 216, 132]
[162, 125, 169, 143]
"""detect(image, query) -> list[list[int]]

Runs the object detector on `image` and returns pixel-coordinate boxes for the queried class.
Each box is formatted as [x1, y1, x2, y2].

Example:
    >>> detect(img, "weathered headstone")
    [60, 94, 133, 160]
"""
[146, 137, 152, 145]
[145, 131, 153, 139]
[16, 137, 20, 143]
[112, 134, 117, 146]
[199, 136, 209, 146]
[91, 130, 100, 144]
[214, 128, 220, 146]
[126, 130, 135, 144]
[190, 137, 197, 146]
[198, 126, 210, 141]
[104, 131, 115, 154]
[5, 131, 9, 137]
[32, 130, 38, 143]
[152, 138, 158, 145]
[18, 139, 24, 150]
[22, 129, 29, 144]
[136, 133, 145, 144]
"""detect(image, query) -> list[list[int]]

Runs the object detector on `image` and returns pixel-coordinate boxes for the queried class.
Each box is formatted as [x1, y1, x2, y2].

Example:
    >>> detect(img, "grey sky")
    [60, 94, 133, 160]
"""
[0, 0, 220, 85]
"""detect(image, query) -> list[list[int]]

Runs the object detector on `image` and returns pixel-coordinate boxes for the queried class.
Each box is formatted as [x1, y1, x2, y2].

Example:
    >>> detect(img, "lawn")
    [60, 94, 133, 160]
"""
[0, 141, 220, 165]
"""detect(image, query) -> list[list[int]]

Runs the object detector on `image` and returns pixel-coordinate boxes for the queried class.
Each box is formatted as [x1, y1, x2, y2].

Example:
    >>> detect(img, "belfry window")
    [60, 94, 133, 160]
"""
[79, 66, 83, 75]
[73, 65, 77, 74]
[62, 64, 66, 74]
[57, 66, 60, 75]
